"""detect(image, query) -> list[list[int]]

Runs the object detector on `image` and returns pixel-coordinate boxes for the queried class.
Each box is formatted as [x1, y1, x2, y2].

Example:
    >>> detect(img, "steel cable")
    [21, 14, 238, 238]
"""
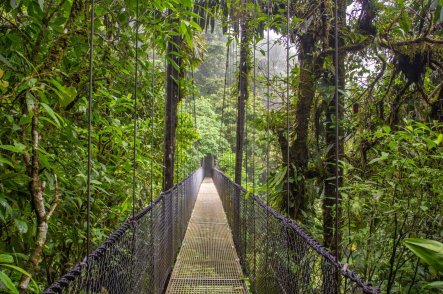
[132, 0, 139, 221]
[334, 0, 341, 290]
[86, 1, 94, 292]
[265, 2, 271, 290]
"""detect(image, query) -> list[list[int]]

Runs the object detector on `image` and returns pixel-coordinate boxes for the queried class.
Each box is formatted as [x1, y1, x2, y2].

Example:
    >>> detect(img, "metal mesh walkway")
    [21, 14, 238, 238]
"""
[45, 163, 378, 294]
[166, 177, 247, 294]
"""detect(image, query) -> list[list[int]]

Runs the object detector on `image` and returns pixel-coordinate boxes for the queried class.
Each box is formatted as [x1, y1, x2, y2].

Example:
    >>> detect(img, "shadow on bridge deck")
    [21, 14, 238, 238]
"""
[166, 177, 248, 293]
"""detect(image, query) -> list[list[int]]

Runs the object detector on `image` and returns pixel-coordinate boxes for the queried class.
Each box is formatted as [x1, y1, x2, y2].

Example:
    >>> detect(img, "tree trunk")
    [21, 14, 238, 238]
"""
[323, 0, 346, 257]
[234, 5, 250, 186]
[19, 103, 61, 292]
[290, 32, 317, 221]
[40, 0, 84, 72]
[321, 3, 346, 293]
[163, 33, 182, 191]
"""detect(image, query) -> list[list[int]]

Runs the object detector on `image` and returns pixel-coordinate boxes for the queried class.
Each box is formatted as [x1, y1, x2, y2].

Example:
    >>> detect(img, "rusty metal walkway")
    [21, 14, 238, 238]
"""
[166, 177, 247, 293]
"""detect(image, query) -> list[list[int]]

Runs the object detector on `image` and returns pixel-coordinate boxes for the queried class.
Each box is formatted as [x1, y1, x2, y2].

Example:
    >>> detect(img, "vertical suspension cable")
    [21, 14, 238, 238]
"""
[242, 7, 249, 262]
[243, 6, 248, 189]
[245, 100, 248, 188]
[230, 41, 236, 174]
[252, 0, 258, 281]
[252, 3, 257, 196]
[226, 41, 230, 171]
[163, 48, 167, 189]
[186, 76, 191, 172]
[86, 1, 94, 291]
[183, 85, 187, 175]
[228, 40, 233, 173]
[334, 0, 341, 265]
[218, 45, 229, 167]
[286, 1, 291, 291]
[150, 29, 155, 204]
[191, 68, 197, 169]
[149, 21, 156, 291]
[130, 4, 139, 289]
[175, 84, 179, 184]
[265, 2, 271, 287]
[132, 0, 139, 220]
[176, 88, 180, 183]
[266, 1, 270, 209]
[179, 90, 183, 180]
[183, 74, 188, 176]
[286, 0, 290, 218]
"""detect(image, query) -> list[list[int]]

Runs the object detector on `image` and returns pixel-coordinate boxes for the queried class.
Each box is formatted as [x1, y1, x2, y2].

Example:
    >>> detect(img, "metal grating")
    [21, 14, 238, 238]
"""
[167, 279, 246, 294]
[166, 178, 247, 294]
[172, 260, 243, 279]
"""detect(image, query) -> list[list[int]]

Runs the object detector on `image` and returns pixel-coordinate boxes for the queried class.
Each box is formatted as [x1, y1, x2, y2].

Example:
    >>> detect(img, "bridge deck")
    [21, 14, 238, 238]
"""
[166, 178, 247, 293]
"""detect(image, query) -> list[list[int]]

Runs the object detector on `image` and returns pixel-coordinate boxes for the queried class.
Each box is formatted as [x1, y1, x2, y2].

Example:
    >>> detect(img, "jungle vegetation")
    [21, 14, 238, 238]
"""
[0, 0, 442, 292]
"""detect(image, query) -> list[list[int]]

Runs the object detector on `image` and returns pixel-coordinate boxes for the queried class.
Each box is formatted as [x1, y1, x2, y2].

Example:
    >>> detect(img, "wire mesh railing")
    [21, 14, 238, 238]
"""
[212, 168, 379, 294]
[44, 167, 204, 294]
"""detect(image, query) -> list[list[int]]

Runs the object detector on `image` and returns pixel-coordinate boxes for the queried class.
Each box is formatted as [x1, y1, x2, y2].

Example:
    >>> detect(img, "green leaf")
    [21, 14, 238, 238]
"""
[17, 78, 37, 94]
[182, 0, 192, 7]
[0, 254, 13, 264]
[179, 21, 188, 36]
[0, 264, 38, 290]
[0, 79, 9, 91]
[435, 134, 443, 145]
[10, 0, 20, 9]
[368, 153, 389, 165]
[38, 0, 44, 11]
[125, 0, 136, 10]
[118, 13, 128, 24]
[0, 157, 14, 168]
[403, 238, 443, 273]
[41, 102, 61, 128]
[188, 20, 202, 31]
[14, 219, 28, 234]
[0, 264, 29, 277]
[426, 281, 443, 290]
[0, 271, 18, 294]
[0, 196, 12, 221]
[49, 79, 77, 107]
[0, 142, 26, 153]
[90, 179, 102, 185]
[0, 54, 16, 70]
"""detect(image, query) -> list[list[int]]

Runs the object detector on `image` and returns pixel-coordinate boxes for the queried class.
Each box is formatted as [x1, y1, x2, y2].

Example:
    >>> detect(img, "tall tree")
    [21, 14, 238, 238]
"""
[234, 0, 251, 186]
[163, 30, 183, 191]
[322, 0, 346, 257]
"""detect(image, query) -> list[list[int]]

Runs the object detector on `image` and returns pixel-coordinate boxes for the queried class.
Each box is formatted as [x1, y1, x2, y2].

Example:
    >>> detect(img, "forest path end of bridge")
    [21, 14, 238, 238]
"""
[166, 177, 248, 293]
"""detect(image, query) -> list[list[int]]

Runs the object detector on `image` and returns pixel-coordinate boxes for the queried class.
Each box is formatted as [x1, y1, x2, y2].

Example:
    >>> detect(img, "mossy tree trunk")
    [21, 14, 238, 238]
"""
[322, 0, 346, 259]
[163, 32, 183, 191]
[289, 31, 320, 221]
[234, 0, 250, 186]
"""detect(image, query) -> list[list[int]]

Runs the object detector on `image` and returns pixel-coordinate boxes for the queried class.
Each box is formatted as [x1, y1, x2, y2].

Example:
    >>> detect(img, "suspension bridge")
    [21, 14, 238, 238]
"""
[40, 0, 380, 291]
[43, 157, 378, 294]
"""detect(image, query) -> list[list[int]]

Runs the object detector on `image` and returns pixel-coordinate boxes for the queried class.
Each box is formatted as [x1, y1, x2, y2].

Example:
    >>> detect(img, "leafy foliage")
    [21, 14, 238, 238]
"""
[0, 0, 202, 290]
[0, 0, 442, 292]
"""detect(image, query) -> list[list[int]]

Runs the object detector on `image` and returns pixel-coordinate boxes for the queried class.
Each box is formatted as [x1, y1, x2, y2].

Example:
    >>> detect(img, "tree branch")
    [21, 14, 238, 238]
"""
[379, 36, 443, 48]
[46, 174, 61, 221]
[320, 36, 374, 58]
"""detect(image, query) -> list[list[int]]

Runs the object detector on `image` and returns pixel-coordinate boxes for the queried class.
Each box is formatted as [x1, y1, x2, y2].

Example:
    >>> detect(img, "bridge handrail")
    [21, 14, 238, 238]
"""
[44, 167, 204, 293]
[212, 167, 379, 294]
